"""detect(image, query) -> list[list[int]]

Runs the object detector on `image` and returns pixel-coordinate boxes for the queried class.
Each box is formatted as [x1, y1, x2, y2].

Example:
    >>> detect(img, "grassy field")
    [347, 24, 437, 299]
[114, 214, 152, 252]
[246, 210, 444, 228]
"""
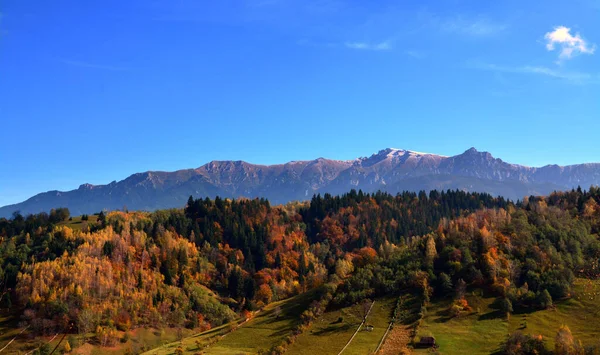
[4, 279, 599, 355]
[285, 302, 363, 355]
[343, 297, 396, 355]
[286, 297, 396, 355]
[59, 214, 99, 231]
[141, 320, 245, 355]
[0, 326, 183, 355]
[415, 292, 508, 355]
[508, 278, 600, 349]
[0, 312, 194, 355]
[78, 327, 196, 355]
[415, 278, 600, 355]
[379, 293, 422, 355]
[198, 291, 316, 355]
[0, 313, 41, 354]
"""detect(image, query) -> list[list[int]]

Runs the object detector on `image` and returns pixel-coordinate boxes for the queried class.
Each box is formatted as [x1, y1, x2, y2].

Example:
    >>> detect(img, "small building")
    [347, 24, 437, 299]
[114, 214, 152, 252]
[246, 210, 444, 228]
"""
[416, 336, 436, 348]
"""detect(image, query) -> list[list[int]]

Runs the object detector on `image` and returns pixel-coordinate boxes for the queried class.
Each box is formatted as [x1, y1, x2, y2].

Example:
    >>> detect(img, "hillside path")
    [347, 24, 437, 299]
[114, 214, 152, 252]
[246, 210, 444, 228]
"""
[377, 324, 412, 355]
[337, 301, 375, 355]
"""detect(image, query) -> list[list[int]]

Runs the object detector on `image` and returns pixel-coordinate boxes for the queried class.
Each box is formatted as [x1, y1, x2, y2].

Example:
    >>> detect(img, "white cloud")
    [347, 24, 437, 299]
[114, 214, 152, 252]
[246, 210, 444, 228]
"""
[470, 61, 597, 84]
[405, 50, 425, 58]
[440, 16, 508, 37]
[520, 65, 591, 80]
[544, 26, 595, 60]
[344, 41, 391, 51]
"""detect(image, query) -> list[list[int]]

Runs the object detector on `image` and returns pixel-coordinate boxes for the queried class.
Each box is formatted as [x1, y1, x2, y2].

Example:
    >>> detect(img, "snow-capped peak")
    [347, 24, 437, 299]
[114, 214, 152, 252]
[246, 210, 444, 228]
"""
[382, 148, 407, 157]
[382, 148, 445, 157]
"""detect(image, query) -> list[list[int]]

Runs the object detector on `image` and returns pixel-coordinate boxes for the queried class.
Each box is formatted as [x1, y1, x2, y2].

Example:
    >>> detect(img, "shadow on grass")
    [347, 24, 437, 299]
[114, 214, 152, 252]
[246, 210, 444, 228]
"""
[511, 303, 550, 316]
[431, 316, 454, 323]
[425, 305, 453, 323]
[268, 325, 297, 338]
[477, 310, 504, 321]
[395, 293, 424, 326]
[311, 323, 355, 336]
[191, 325, 231, 338]
[403, 314, 423, 325]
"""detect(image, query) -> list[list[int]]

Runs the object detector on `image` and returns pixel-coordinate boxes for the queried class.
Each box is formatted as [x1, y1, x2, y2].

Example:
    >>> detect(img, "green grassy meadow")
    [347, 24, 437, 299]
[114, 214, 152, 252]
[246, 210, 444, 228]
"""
[508, 278, 600, 349]
[286, 297, 396, 355]
[201, 291, 316, 355]
[342, 297, 396, 355]
[59, 214, 99, 231]
[0, 315, 192, 355]
[415, 278, 600, 355]
[415, 292, 508, 355]
[5, 279, 597, 355]
[141, 321, 245, 355]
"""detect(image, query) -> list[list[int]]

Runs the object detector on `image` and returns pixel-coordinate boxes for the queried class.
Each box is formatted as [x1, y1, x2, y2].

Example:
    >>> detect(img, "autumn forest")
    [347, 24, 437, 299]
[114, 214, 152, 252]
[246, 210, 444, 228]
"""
[1, 187, 600, 354]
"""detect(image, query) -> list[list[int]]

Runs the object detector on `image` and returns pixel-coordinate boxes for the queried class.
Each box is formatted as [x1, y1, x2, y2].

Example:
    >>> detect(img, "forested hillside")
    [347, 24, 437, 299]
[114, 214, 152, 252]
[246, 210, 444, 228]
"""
[1, 187, 599, 354]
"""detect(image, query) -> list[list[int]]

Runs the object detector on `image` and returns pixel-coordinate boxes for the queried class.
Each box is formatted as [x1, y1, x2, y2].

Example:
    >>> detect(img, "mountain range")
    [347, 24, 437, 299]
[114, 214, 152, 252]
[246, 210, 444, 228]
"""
[3, 147, 600, 217]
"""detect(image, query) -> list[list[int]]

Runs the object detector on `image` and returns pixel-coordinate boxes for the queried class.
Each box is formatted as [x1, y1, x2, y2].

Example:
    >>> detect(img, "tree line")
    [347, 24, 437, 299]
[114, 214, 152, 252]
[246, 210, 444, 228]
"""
[0, 187, 598, 353]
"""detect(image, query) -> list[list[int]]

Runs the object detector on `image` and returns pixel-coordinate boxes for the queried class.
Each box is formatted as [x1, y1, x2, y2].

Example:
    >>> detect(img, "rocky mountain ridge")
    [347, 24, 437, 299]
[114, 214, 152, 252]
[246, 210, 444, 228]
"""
[2, 147, 599, 217]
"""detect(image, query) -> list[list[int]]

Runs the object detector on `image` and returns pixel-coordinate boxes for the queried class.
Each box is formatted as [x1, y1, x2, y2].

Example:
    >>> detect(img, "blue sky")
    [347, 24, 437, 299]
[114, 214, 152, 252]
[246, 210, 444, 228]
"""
[1, 0, 599, 207]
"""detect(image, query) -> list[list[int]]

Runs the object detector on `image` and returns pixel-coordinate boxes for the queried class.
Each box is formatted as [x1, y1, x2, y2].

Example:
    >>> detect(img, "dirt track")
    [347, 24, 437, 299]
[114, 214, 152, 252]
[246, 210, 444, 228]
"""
[378, 324, 412, 355]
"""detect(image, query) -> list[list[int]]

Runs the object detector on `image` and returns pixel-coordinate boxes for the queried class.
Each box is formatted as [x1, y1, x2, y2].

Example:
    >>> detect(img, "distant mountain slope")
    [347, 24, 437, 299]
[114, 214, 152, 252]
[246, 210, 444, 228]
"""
[2, 147, 599, 217]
